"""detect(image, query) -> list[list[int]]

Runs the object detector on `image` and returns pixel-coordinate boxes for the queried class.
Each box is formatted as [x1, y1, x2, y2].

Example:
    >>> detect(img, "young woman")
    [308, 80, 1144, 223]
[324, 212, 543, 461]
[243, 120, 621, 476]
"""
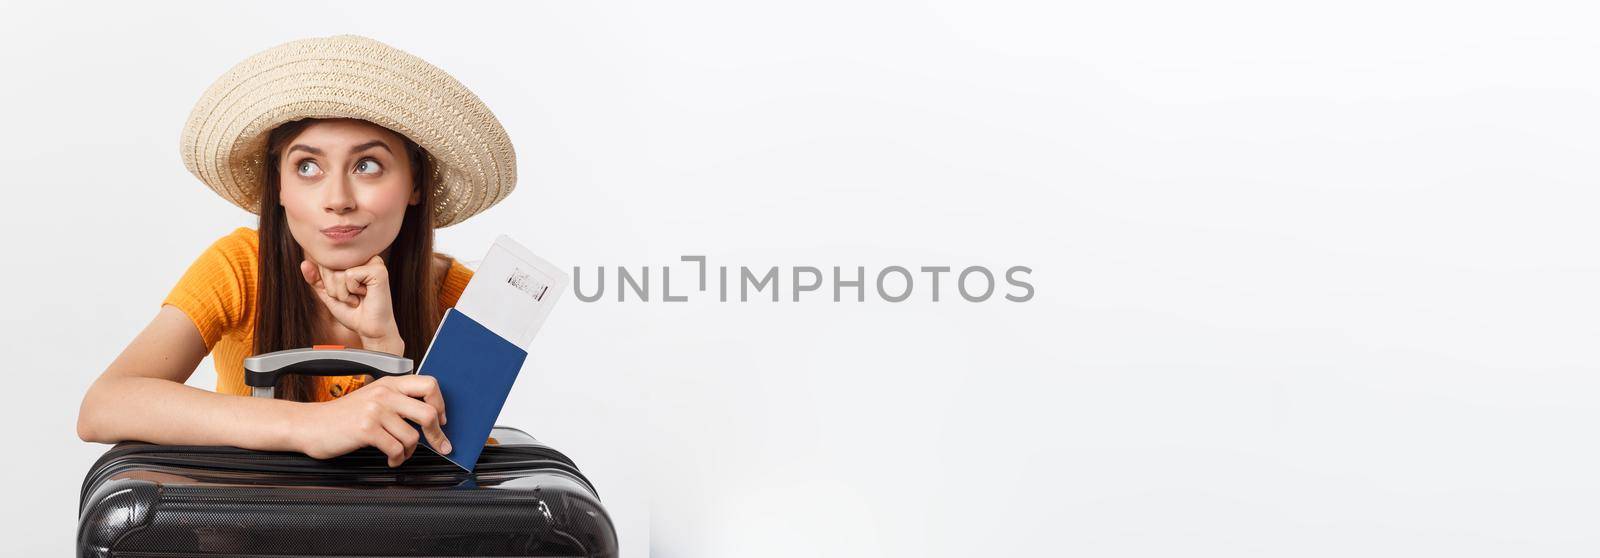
[76, 35, 519, 468]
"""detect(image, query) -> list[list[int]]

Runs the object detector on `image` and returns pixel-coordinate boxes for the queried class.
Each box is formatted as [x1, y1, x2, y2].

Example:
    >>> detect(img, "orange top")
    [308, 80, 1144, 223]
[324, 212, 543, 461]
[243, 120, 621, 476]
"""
[161, 227, 474, 401]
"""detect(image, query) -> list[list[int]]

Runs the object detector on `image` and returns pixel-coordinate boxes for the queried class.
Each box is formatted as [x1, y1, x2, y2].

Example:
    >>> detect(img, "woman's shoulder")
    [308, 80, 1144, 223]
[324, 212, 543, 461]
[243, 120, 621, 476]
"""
[163, 227, 259, 349]
[218, 226, 259, 253]
[227, 226, 257, 240]
[179, 226, 258, 278]
[194, 227, 260, 282]
[176, 226, 260, 307]
[191, 226, 259, 266]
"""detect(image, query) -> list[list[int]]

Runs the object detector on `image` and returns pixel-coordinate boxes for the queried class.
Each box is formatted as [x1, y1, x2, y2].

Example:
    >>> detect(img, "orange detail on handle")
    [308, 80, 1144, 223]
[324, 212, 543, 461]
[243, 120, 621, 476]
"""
[312, 344, 345, 350]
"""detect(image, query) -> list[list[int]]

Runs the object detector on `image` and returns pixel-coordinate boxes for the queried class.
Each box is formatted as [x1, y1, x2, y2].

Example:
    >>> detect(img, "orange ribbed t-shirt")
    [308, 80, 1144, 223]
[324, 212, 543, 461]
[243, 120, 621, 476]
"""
[161, 227, 474, 402]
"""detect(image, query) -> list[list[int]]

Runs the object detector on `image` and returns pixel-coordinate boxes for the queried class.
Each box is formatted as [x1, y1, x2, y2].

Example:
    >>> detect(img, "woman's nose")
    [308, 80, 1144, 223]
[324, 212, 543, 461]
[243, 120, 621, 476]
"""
[323, 175, 356, 214]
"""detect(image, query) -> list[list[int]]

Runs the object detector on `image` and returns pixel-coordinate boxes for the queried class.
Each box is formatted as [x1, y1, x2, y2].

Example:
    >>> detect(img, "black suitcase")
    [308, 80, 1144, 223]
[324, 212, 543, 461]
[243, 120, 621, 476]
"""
[77, 348, 618, 557]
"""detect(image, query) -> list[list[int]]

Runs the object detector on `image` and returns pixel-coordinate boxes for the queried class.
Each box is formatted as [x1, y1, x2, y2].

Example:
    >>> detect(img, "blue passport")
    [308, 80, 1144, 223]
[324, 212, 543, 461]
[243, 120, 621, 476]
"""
[415, 308, 528, 471]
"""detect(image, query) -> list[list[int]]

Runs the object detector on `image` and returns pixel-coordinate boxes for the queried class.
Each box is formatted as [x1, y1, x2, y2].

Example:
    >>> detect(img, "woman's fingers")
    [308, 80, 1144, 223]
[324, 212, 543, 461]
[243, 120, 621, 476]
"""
[300, 260, 321, 287]
[302, 261, 353, 313]
[378, 412, 421, 463]
[364, 426, 407, 468]
[381, 389, 452, 454]
[304, 259, 347, 304]
[311, 288, 356, 324]
[343, 269, 369, 297]
[324, 265, 352, 304]
[302, 258, 390, 305]
[342, 256, 386, 296]
[383, 375, 448, 426]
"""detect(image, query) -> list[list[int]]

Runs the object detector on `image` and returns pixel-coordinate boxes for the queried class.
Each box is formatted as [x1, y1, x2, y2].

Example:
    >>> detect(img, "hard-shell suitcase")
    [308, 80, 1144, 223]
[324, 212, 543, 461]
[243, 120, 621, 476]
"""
[77, 348, 618, 557]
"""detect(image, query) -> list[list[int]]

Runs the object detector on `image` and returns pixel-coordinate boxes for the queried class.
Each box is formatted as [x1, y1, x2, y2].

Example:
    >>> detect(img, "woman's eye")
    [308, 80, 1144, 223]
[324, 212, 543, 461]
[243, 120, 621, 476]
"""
[296, 160, 321, 177]
[355, 159, 382, 174]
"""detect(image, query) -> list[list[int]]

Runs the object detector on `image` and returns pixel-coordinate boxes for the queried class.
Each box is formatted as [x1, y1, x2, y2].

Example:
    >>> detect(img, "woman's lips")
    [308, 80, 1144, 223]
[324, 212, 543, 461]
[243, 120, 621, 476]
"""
[321, 225, 366, 242]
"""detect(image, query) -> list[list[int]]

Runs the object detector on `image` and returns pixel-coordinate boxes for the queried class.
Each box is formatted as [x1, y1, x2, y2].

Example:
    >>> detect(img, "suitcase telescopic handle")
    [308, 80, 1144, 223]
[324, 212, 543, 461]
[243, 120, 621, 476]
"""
[243, 346, 414, 399]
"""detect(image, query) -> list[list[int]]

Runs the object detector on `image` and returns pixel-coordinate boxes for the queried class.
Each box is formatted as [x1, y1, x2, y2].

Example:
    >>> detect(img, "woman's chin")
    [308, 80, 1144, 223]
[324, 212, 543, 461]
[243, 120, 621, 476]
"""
[306, 247, 376, 271]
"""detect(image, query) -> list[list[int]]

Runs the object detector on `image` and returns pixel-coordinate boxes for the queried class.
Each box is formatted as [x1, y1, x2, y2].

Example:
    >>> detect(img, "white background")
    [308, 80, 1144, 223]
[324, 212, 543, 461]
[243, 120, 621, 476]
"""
[3, 1, 1598, 555]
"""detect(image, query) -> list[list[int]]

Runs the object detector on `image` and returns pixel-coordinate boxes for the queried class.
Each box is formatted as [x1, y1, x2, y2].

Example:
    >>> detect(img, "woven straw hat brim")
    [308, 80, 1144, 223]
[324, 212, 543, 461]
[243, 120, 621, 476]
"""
[180, 35, 516, 228]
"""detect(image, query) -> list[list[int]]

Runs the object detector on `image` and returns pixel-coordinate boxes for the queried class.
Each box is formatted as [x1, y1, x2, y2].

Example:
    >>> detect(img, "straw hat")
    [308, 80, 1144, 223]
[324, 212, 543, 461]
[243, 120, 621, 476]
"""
[180, 34, 516, 228]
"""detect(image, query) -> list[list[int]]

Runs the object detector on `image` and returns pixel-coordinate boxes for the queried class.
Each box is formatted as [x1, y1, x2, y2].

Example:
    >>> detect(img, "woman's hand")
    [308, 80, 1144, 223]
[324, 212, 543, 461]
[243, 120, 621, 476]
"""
[301, 255, 403, 354]
[292, 375, 451, 467]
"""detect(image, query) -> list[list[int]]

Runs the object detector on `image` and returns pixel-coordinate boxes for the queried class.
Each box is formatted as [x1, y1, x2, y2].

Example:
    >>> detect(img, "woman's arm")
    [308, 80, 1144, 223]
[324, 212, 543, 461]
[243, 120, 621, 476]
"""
[76, 305, 303, 450]
[76, 305, 453, 466]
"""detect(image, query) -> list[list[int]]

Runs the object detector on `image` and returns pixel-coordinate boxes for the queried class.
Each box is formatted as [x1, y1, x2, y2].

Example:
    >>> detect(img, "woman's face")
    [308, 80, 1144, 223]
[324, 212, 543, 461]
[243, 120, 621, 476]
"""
[276, 119, 419, 270]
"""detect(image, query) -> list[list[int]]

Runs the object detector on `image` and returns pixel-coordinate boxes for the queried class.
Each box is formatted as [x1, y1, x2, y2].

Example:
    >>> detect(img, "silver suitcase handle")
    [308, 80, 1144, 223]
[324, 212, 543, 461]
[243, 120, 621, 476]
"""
[243, 346, 414, 399]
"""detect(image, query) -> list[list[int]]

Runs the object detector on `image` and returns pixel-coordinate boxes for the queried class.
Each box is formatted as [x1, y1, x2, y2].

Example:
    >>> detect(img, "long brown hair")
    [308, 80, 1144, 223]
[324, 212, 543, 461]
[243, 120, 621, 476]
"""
[256, 118, 443, 402]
